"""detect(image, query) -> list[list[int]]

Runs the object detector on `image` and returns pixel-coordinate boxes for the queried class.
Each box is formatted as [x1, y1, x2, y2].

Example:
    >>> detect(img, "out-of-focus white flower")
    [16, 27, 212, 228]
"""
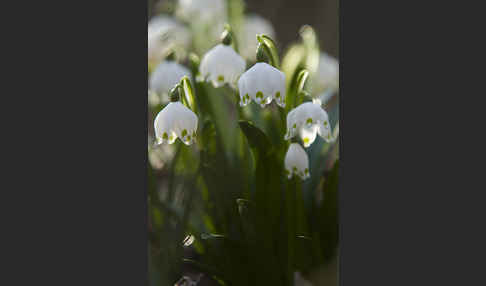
[148, 15, 191, 66]
[239, 14, 276, 61]
[199, 44, 246, 88]
[285, 102, 333, 147]
[149, 60, 191, 101]
[176, 0, 227, 54]
[154, 102, 198, 145]
[285, 143, 310, 180]
[176, 0, 226, 23]
[312, 52, 339, 103]
[238, 62, 286, 107]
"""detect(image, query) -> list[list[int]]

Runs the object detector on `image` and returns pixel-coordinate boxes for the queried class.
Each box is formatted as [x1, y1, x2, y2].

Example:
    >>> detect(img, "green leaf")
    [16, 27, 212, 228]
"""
[180, 76, 197, 114]
[282, 25, 320, 112]
[295, 236, 314, 271]
[236, 199, 256, 243]
[295, 69, 310, 107]
[257, 34, 280, 68]
[319, 160, 339, 263]
[296, 69, 309, 95]
[238, 120, 272, 155]
[239, 120, 284, 285]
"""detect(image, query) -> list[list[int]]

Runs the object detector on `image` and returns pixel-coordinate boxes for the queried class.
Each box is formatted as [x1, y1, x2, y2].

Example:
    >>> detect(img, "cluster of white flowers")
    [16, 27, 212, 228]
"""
[150, 4, 338, 181]
[283, 101, 336, 179]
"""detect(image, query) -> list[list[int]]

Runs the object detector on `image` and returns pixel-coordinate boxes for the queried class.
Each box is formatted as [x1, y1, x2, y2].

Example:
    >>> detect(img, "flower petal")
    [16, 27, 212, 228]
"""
[284, 143, 310, 180]
[199, 44, 245, 89]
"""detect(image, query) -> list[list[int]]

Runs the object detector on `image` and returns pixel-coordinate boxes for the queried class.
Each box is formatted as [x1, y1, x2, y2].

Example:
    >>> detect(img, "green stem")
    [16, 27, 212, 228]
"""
[167, 143, 182, 202]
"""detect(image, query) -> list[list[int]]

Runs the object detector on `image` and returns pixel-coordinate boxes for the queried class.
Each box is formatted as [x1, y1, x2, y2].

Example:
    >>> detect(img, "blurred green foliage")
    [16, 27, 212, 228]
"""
[148, 1, 339, 285]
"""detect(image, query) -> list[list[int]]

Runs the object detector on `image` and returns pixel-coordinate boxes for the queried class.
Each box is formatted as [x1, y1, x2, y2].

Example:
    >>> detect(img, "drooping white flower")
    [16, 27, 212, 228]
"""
[148, 15, 191, 66]
[285, 143, 310, 180]
[312, 52, 339, 103]
[149, 60, 191, 100]
[199, 44, 246, 88]
[238, 62, 286, 107]
[285, 102, 333, 147]
[239, 14, 276, 61]
[154, 102, 198, 145]
[176, 0, 226, 23]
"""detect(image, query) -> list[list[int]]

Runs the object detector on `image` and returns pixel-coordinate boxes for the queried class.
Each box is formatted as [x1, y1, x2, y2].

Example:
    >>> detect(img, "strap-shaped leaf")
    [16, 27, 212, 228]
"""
[180, 76, 197, 114]
[238, 120, 272, 155]
[295, 235, 314, 271]
[319, 160, 339, 263]
[257, 34, 280, 68]
[296, 69, 309, 95]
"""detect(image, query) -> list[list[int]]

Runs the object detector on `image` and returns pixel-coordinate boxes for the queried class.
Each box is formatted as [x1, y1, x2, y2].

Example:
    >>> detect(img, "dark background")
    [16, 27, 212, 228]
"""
[245, 0, 339, 57]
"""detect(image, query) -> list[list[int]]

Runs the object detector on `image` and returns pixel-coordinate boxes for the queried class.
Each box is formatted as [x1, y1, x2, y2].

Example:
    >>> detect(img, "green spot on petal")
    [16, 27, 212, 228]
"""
[217, 75, 224, 82]
[303, 138, 310, 144]
[293, 123, 297, 129]
[306, 118, 313, 124]
[181, 129, 187, 137]
[305, 168, 309, 174]
[162, 132, 168, 140]
[275, 91, 281, 98]
[256, 91, 263, 99]
[324, 121, 328, 126]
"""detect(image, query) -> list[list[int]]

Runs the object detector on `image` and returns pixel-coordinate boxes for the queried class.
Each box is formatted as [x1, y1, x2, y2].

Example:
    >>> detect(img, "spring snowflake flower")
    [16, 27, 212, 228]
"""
[312, 52, 339, 103]
[238, 62, 286, 107]
[285, 102, 333, 147]
[149, 60, 191, 99]
[148, 15, 191, 66]
[199, 44, 246, 88]
[285, 143, 310, 180]
[239, 14, 276, 61]
[154, 90, 198, 146]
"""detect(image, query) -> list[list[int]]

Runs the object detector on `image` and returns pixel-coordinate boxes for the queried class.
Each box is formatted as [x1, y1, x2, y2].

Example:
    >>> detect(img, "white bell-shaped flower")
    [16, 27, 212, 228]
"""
[149, 60, 191, 99]
[313, 52, 339, 100]
[239, 14, 276, 61]
[154, 101, 198, 146]
[285, 143, 310, 180]
[148, 15, 191, 66]
[285, 102, 333, 147]
[238, 62, 286, 108]
[199, 44, 246, 88]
